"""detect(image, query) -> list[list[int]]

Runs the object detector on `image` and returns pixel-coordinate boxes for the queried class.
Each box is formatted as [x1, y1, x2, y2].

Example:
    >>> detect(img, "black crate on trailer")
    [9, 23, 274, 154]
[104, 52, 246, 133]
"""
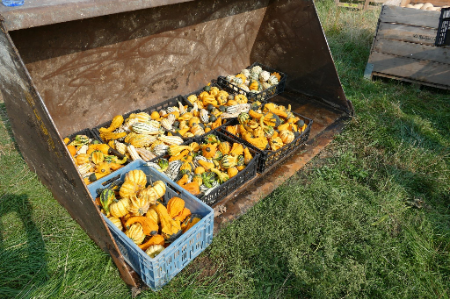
[219, 112, 313, 173]
[217, 62, 287, 103]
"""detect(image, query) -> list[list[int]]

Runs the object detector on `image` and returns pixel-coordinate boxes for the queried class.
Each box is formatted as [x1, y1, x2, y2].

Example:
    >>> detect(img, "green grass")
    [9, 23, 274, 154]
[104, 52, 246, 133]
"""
[1, 1, 450, 298]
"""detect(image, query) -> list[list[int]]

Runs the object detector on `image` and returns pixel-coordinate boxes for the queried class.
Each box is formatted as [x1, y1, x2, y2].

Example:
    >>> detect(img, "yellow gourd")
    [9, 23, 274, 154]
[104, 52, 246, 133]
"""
[198, 160, 214, 171]
[76, 154, 90, 165]
[228, 167, 239, 178]
[125, 216, 159, 236]
[125, 223, 146, 245]
[195, 167, 205, 175]
[129, 194, 150, 217]
[110, 198, 130, 218]
[167, 197, 185, 218]
[230, 143, 244, 156]
[119, 181, 139, 199]
[153, 203, 182, 242]
[125, 170, 147, 189]
[139, 234, 165, 251]
[243, 147, 253, 165]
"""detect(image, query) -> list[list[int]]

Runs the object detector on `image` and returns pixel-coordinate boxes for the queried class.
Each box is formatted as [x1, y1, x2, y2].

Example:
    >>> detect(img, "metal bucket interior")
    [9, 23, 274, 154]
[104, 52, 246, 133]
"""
[0, 0, 352, 289]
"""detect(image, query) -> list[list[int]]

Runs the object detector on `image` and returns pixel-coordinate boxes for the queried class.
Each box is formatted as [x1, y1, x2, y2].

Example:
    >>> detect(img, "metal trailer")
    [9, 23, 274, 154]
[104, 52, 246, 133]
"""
[0, 0, 353, 292]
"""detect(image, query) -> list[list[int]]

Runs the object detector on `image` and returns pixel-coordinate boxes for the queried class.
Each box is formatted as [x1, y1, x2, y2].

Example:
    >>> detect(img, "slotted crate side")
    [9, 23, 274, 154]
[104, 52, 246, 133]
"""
[436, 7, 450, 46]
[87, 160, 214, 291]
[194, 131, 259, 206]
[366, 5, 450, 89]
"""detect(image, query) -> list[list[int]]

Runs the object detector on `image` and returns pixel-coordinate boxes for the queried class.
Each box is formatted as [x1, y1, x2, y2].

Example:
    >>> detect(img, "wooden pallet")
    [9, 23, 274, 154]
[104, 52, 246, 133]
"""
[365, 3, 450, 90]
[335, 0, 387, 10]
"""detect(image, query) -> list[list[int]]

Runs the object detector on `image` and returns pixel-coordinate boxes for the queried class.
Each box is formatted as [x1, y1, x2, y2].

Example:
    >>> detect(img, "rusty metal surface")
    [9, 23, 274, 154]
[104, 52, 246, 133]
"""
[10, 0, 270, 136]
[0, 21, 140, 288]
[8, 0, 350, 137]
[214, 93, 348, 233]
[251, 0, 352, 114]
[0, 0, 194, 31]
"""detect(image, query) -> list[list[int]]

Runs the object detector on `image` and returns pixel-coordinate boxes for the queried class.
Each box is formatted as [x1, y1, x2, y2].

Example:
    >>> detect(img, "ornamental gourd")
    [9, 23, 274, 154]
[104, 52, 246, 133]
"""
[249, 80, 261, 91]
[108, 216, 123, 231]
[238, 112, 250, 124]
[139, 234, 165, 251]
[125, 223, 146, 245]
[230, 143, 244, 156]
[182, 181, 200, 195]
[110, 198, 131, 218]
[145, 245, 165, 258]
[75, 154, 90, 165]
[95, 163, 111, 175]
[129, 194, 150, 217]
[99, 115, 124, 133]
[220, 155, 237, 169]
[125, 216, 158, 236]
[100, 189, 115, 216]
[195, 167, 205, 175]
[154, 203, 182, 242]
[181, 214, 202, 233]
[210, 168, 229, 184]
[227, 167, 239, 178]
[151, 181, 166, 199]
[218, 141, 231, 155]
[146, 207, 160, 225]
[91, 150, 104, 164]
[125, 170, 147, 189]
[119, 181, 139, 199]
[243, 147, 253, 165]
[173, 208, 191, 222]
[269, 136, 284, 151]
[138, 187, 159, 206]
[279, 130, 295, 144]
[167, 197, 185, 218]
[202, 143, 217, 159]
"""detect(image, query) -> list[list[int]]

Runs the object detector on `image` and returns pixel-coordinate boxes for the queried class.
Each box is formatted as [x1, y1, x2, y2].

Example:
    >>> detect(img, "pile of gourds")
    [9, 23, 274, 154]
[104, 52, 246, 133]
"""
[225, 65, 282, 94]
[97, 169, 202, 258]
[148, 134, 254, 197]
[185, 84, 251, 119]
[98, 112, 185, 162]
[64, 135, 127, 185]
[224, 102, 308, 151]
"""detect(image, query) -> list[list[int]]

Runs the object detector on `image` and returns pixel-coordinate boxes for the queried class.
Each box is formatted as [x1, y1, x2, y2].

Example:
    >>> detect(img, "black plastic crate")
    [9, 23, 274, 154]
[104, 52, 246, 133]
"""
[181, 83, 234, 136]
[217, 62, 287, 103]
[150, 130, 259, 207]
[436, 8, 450, 47]
[140, 95, 205, 142]
[141, 95, 185, 116]
[65, 128, 99, 143]
[196, 131, 259, 206]
[219, 112, 312, 173]
[92, 109, 141, 142]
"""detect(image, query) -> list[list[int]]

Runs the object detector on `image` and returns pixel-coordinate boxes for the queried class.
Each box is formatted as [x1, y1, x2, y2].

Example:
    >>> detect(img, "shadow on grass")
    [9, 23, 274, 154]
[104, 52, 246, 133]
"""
[0, 103, 23, 160]
[0, 194, 48, 298]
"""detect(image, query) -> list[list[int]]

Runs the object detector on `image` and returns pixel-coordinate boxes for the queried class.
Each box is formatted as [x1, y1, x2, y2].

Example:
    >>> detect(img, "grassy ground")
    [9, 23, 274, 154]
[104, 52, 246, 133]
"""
[1, 1, 449, 298]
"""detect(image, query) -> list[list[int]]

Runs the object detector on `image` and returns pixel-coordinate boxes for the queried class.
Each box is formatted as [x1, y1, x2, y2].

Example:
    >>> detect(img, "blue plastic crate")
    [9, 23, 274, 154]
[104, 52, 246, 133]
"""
[87, 160, 214, 291]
